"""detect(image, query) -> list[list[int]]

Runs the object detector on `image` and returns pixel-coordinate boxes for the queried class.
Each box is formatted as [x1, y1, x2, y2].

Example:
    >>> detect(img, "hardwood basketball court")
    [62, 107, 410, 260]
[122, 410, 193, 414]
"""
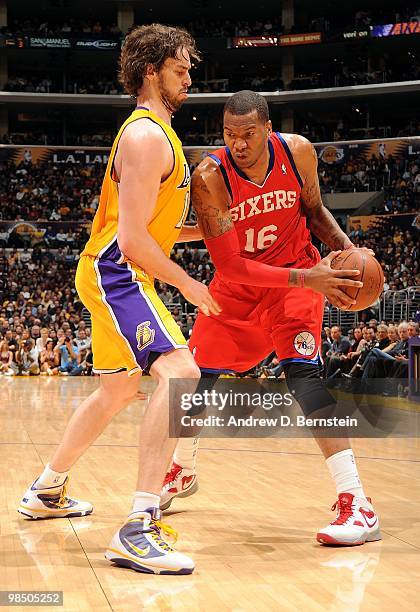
[1, 377, 419, 611]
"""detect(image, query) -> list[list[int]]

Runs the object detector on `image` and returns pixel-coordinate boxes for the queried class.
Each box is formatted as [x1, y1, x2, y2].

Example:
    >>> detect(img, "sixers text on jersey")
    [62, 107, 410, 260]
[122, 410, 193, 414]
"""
[208, 132, 311, 266]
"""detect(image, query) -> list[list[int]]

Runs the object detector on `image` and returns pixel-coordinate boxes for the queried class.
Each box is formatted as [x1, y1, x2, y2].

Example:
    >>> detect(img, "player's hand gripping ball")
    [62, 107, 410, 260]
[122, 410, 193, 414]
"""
[331, 248, 384, 311]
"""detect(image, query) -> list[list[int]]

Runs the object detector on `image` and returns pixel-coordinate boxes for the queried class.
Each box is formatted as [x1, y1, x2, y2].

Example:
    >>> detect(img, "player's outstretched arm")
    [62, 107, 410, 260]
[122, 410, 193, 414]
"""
[192, 157, 362, 308]
[192, 158, 289, 287]
[116, 122, 219, 316]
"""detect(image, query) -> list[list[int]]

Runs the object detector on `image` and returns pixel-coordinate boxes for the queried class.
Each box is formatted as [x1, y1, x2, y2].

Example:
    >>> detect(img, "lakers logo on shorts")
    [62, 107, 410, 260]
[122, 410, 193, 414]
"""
[294, 331, 315, 356]
[136, 321, 155, 351]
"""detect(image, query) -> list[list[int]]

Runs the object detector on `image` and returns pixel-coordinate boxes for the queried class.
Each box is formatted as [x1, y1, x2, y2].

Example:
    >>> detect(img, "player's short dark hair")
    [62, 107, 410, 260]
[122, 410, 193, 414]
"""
[224, 90, 269, 123]
[120, 23, 201, 97]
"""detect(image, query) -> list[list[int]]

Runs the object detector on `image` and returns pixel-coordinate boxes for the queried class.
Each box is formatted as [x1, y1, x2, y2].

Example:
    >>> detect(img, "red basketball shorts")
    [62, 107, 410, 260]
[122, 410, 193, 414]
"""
[189, 247, 324, 373]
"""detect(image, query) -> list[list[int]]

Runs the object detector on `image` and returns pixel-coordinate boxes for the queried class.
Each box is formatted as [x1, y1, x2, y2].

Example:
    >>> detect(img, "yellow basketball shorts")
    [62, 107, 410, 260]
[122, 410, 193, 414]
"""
[75, 255, 187, 375]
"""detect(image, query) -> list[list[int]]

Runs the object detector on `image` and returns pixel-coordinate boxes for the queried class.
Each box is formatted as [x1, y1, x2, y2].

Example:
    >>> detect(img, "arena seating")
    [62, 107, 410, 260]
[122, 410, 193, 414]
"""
[4, 61, 418, 96]
[1, 225, 418, 379]
[3, 7, 419, 38]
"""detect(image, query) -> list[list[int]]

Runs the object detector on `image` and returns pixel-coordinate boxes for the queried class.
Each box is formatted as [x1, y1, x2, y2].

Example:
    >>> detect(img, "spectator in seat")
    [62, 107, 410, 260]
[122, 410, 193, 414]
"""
[375, 324, 391, 350]
[349, 223, 364, 242]
[361, 322, 410, 391]
[54, 332, 80, 375]
[342, 326, 376, 379]
[339, 326, 363, 372]
[386, 320, 419, 391]
[184, 315, 195, 338]
[0, 340, 16, 375]
[324, 326, 332, 343]
[385, 324, 399, 348]
[70, 345, 89, 376]
[20, 248, 32, 264]
[325, 326, 351, 378]
[407, 321, 420, 338]
[33, 326, 48, 350]
[17, 338, 40, 375]
[75, 328, 91, 352]
[321, 329, 332, 361]
[40, 339, 59, 375]
[3, 330, 18, 363]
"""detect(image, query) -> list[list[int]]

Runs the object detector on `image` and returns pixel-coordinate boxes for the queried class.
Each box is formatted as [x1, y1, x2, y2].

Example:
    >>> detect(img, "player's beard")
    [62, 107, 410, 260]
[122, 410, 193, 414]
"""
[158, 75, 184, 114]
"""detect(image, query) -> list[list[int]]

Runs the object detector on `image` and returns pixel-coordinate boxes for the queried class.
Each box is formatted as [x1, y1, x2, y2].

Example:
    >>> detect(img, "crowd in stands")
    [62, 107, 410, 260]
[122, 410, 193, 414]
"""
[5, 55, 418, 97]
[1, 19, 122, 38]
[289, 63, 420, 92]
[3, 75, 123, 96]
[257, 319, 419, 397]
[298, 118, 420, 148]
[318, 152, 420, 209]
[2, 18, 283, 39]
[186, 18, 283, 37]
[3, 6, 419, 40]
[0, 244, 216, 376]
[0, 158, 103, 223]
[0, 147, 418, 378]
[3, 73, 282, 95]
[321, 320, 419, 396]
[0, 248, 91, 376]
[1, 242, 418, 384]
[348, 225, 419, 291]
[0, 146, 417, 244]
[0, 132, 114, 147]
[183, 124, 418, 148]
[0, 145, 418, 231]
[302, 5, 420, 33]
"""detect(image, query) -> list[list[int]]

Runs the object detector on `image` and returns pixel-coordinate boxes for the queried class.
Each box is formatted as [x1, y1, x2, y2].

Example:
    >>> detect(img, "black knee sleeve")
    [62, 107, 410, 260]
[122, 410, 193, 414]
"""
[184, 370, 220, 417]
[283, 362, 336, 416]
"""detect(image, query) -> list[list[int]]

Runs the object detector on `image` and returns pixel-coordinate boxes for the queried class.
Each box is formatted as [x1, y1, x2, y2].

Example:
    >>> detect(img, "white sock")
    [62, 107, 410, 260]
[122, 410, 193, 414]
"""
[131, 491, 160, 516]
[326, 449, 366, 499]
[36, 464, 68, 489]
[174, 437, 199, 471]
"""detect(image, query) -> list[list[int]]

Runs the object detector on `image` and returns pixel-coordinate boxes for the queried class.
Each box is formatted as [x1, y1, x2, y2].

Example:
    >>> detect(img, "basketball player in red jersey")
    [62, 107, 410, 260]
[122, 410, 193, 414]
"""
[162, 91, 381, 547]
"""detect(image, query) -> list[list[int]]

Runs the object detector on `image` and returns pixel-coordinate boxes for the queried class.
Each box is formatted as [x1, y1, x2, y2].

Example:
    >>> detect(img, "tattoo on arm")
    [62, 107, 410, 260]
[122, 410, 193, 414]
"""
[300, 146, 322, 208]
[192, 178, 233, 239]
[306, 205, 350, 251]
[301, 147, 350, 250]
[301, 180, 320, 207]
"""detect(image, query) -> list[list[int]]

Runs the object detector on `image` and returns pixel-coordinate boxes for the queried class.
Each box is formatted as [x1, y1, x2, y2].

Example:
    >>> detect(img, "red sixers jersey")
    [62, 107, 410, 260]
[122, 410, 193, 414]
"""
[209, 132, 312, 266]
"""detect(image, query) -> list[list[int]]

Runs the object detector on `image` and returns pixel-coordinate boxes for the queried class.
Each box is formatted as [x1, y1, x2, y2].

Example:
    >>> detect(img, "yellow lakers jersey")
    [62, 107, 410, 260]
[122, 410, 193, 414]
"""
[81, 107, 190, 281]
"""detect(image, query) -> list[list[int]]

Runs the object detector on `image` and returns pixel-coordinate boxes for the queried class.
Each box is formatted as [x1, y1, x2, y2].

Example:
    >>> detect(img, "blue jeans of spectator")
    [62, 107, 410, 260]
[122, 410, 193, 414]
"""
[270, 364, 283, 378]
[69, 365, 84, 376]
[362, 349, 396, 393]
[59, 363, 81, 375]
[362, 348, 395, 376]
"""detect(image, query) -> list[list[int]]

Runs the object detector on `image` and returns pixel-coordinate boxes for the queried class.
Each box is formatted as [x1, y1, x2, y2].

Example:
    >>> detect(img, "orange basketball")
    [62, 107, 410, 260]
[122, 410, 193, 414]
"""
[330, 249, 384, 312]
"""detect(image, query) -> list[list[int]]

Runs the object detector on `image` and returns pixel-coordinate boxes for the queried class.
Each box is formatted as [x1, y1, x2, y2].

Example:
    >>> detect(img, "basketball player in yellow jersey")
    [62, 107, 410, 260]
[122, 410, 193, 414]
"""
[18, 24, 220, 575]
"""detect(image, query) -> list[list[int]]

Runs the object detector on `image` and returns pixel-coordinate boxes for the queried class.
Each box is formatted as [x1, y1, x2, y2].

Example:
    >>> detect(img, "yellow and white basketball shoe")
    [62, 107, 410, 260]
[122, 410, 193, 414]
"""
[18, 477, 93, 519]
[105, 507, 195, 575]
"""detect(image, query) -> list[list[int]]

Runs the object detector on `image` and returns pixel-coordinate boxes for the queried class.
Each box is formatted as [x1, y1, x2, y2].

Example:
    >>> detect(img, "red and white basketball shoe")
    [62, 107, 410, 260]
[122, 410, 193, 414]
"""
[160, 462, 198, 511]
[317, 493, 381, 546]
